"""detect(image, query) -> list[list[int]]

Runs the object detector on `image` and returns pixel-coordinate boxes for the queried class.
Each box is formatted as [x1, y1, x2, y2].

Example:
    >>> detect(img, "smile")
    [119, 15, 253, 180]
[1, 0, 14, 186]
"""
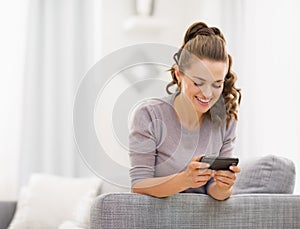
[195, 96, 211, 105]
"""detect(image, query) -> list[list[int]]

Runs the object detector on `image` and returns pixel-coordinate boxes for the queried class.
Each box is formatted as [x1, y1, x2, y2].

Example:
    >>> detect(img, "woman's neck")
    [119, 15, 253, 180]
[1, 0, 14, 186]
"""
[173, 94, 204, 130]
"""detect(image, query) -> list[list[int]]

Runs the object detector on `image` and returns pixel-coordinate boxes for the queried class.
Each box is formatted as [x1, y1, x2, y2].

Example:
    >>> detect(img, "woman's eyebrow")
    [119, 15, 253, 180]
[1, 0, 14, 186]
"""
[191, 76, 224, 83]
[191, 76, 206, 81]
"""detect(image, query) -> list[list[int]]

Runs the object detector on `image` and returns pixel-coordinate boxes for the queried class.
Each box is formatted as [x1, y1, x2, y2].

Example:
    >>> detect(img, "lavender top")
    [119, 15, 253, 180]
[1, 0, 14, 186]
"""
[129, 92, 237, 193]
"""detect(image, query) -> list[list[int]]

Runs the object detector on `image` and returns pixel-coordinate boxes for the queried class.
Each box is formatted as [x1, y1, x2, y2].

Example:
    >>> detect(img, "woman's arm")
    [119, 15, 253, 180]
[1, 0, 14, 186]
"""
[132, 173, 188, 198]
[132, 156, 212, 198]
[206, 119, 240, 200]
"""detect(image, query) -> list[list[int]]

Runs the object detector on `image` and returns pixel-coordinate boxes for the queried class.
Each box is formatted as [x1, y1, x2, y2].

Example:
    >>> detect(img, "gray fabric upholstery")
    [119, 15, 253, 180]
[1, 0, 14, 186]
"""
[90, 192, 300, 229]
[0, 201, 16, 229]
[90, 155, 298, 228]
[233, 155, 295, 194]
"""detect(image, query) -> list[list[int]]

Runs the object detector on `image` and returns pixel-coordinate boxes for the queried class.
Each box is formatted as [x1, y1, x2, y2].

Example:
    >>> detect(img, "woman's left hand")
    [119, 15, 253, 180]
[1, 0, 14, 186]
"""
[213, 165, 240, 191]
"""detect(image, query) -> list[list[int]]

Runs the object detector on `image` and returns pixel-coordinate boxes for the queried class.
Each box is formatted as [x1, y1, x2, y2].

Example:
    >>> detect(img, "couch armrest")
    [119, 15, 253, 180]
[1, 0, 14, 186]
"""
[0, 201, 17, 229]
[90, 192, 300, 229]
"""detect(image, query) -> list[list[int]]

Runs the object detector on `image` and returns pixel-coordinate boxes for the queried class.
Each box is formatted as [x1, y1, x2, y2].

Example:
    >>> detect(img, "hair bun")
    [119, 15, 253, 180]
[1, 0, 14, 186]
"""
[183, 22, 225, 43]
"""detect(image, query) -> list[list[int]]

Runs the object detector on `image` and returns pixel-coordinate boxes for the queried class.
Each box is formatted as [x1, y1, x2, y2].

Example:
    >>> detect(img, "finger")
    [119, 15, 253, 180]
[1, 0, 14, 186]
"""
[215, 179, 232, 189]
[194, 155, 211, 169]
[195, 175, 212, 183]
[198, 162, 210, 169]
[215, 175, 235, 184]
[214, 172, 236, 186]
[189, 161, 210, 171]
[192, 176, 212, 187]
[189, 161, 203, 170]
[192, 154, 205, 162]
[215, 170, 236, 180]
[197, 168, 212, 176]
[215, 176, 234, 187]
[229, 165, 241, 173]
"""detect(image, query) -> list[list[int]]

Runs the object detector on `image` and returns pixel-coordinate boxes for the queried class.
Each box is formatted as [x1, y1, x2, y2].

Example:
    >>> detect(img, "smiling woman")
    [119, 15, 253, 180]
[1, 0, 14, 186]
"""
[174, 59, 227, 119]
[168, 26, 241, 126]
[129, 21, 241, 200]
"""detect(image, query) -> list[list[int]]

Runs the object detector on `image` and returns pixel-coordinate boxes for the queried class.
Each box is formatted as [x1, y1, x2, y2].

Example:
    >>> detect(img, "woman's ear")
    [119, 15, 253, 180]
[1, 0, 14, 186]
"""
[174, 65, 181, 84]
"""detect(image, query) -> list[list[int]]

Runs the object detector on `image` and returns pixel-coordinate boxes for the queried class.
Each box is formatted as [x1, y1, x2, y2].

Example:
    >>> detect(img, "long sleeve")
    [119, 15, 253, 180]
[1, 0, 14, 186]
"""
[128, 103, 158, 186]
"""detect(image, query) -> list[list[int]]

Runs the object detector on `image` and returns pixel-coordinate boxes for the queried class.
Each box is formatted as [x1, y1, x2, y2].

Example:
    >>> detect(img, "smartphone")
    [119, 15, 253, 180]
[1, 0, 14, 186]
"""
[200, 156, 239, 171]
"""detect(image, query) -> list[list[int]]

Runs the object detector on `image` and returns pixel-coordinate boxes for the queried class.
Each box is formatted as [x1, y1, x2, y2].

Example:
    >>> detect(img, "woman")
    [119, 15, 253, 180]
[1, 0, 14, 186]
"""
[129, 22, 241, 200]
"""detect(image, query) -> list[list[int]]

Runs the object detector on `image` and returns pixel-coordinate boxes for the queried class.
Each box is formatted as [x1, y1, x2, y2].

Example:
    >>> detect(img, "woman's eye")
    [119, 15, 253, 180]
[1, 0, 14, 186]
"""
[194, 82, 204, 87]
[212, 84, 222, 89]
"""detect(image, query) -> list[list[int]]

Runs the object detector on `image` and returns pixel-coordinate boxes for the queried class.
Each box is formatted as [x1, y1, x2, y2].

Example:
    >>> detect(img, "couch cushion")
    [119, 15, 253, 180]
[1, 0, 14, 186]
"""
[8, 173, 101, 229]
[233, 155, 295, 194]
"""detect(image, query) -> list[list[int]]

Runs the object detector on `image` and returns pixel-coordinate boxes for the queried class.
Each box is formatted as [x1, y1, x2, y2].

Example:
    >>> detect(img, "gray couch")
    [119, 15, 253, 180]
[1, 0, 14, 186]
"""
[0, 201, 16, 229]
[91, 192, 300, 229]
[2, 193, 300, 229]
[89, 155, 299, 228]
[1, 155, 299, 228]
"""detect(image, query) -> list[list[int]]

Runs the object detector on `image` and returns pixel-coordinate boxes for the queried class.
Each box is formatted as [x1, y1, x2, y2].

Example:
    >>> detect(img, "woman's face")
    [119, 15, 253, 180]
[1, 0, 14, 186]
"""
[177, 58, 227, 115]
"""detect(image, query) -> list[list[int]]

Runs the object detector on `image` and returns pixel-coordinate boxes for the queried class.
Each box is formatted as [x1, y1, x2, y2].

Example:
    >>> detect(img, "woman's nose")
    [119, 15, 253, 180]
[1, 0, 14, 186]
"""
[200, 85, 212, 98]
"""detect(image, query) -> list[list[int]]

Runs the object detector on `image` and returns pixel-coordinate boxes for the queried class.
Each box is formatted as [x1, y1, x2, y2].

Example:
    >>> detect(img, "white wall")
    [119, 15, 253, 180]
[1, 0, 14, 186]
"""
[237, 0, 300, 193]
[0, 0, 28, 200]
[100, 0, 238, 54]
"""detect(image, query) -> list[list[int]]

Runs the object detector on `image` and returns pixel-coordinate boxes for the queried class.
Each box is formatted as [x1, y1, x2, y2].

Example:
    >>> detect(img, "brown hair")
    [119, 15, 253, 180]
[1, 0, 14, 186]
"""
[166, 22, 241, 125]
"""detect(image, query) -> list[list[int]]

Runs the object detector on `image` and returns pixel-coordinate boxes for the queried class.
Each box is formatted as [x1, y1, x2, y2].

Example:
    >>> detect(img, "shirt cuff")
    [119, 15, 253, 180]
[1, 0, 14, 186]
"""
[205, 178, 215, 194]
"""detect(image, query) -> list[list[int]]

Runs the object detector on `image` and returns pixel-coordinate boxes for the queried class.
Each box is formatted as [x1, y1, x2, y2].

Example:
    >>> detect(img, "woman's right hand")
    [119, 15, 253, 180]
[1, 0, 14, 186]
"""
[132, 155, 213, 198]
[182, 155, 213, 189]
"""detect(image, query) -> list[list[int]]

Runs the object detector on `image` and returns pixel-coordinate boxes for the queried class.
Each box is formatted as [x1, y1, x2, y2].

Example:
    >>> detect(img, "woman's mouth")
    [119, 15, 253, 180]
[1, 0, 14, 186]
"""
[195, 96, 211, 106]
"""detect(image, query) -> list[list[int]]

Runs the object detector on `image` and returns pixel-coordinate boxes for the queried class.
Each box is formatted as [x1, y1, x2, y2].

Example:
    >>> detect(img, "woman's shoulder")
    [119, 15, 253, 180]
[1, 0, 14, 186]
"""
[220, 118, 238, 138]
[227, 118, 238, 131]
[129, 95, 175, 130]
[132, 94, 175, 116]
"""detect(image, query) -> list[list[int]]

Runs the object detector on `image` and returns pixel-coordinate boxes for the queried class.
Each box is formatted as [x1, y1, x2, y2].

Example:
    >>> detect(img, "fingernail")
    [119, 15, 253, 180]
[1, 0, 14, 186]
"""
[204, 163, 210, 167]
